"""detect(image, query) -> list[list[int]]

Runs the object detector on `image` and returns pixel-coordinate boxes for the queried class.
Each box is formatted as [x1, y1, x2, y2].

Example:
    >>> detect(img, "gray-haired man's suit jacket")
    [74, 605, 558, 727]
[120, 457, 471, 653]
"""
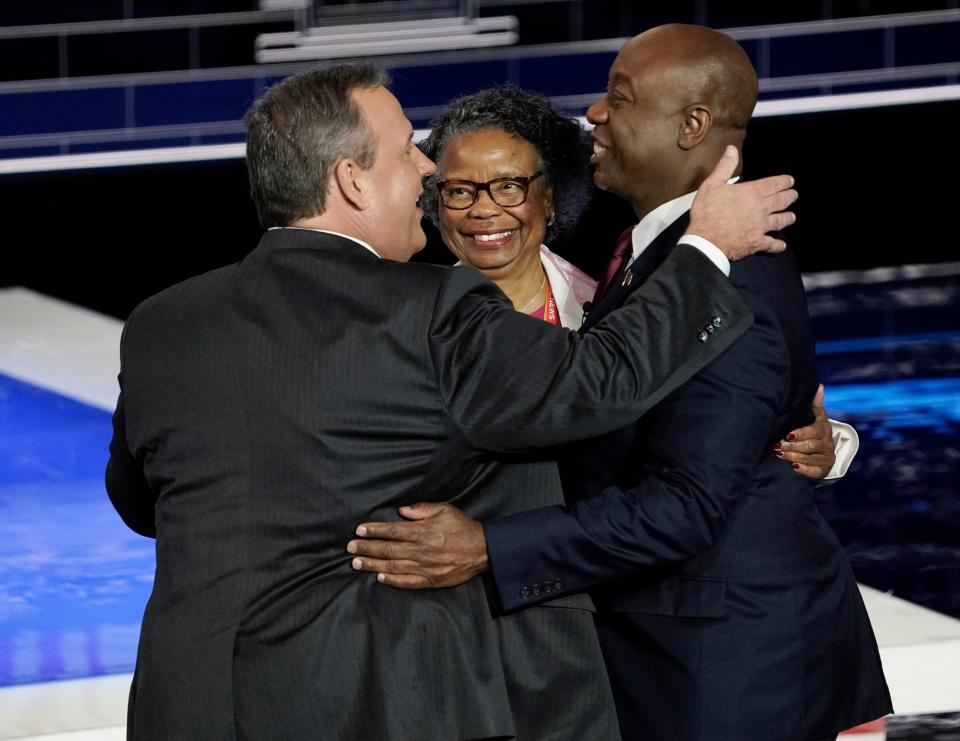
[106, 227, 750, 740]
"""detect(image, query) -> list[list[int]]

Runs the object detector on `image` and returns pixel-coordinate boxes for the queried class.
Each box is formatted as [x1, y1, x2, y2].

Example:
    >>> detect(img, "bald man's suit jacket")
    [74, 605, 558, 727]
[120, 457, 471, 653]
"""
[105, 228, 752, 741]
[484, 214, 892, 740]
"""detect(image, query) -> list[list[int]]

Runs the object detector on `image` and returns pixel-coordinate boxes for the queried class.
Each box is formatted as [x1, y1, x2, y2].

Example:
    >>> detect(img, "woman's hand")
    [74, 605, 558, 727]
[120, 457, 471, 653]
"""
[774, 384, 837, 479]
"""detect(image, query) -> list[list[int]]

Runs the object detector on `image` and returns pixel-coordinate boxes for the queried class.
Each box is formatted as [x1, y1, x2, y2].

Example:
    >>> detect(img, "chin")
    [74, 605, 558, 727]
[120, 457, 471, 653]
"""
[461, 253, 506, 271]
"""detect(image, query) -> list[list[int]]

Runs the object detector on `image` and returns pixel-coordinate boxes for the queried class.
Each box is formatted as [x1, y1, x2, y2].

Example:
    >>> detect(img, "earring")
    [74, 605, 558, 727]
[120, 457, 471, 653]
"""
[547, 212, 555, 226]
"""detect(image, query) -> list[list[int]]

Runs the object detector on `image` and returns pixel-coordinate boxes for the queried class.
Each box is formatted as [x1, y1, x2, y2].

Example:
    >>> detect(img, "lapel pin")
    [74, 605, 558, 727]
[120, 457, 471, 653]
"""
[622, 271, 633, 287]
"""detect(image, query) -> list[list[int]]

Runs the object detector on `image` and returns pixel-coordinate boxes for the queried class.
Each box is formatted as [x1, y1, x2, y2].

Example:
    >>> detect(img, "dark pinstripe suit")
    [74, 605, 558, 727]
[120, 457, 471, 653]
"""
[106, 228, 750, 740]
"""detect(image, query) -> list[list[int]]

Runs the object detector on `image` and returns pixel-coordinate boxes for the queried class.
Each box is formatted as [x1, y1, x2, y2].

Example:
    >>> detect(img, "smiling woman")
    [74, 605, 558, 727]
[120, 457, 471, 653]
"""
[420, 87, 596, 328]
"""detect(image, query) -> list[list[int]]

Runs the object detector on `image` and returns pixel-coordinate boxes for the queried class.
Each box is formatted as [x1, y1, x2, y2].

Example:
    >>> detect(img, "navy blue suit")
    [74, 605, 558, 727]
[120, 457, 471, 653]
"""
[484, 214, 892, 740]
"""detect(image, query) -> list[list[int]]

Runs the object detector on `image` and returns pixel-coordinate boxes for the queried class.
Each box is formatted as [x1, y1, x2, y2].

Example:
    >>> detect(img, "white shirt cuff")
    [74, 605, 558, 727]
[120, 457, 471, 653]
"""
[825, 419, 859, 480]
[678, 236, 731, 277]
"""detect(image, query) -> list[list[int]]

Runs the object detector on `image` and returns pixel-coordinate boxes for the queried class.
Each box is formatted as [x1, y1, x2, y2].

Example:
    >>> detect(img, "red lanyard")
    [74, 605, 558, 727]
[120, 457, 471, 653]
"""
[542, 279, 560, 326]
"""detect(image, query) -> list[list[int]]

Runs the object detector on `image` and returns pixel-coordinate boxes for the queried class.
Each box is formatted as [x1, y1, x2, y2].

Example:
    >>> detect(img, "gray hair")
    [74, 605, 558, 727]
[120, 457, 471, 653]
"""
[244, 63, 390, 228]
[419, 86, 593, 242]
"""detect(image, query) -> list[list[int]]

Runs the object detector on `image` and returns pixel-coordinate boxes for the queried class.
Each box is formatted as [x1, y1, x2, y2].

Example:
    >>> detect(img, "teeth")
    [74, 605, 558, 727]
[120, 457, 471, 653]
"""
[593, 141, 606, 155]
[474, 231, 514, 242]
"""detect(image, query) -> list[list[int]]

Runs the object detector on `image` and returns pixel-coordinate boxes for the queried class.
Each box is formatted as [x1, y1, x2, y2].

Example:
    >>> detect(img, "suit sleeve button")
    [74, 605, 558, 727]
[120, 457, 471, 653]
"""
[531, 583, 541, 597]
[519, 587, 530, 599]
[712, 316, 723, 327]
[698, 331, 709, 343]
[554, 578, 562, 590]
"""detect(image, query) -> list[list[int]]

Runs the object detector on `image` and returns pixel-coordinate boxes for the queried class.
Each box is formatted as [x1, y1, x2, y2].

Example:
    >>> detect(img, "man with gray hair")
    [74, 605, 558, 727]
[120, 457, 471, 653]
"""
[106, 62, 796, 739]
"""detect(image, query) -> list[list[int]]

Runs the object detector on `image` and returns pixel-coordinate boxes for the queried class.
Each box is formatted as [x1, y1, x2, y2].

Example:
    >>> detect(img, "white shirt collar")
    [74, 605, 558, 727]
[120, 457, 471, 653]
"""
[629, 191, 698, 262]
[269, 226, 381, 258]
[629, 177, 739, 262]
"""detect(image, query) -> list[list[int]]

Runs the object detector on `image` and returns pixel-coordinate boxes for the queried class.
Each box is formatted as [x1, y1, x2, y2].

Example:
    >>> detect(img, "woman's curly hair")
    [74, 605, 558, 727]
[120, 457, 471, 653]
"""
[419, 86, 593, 243]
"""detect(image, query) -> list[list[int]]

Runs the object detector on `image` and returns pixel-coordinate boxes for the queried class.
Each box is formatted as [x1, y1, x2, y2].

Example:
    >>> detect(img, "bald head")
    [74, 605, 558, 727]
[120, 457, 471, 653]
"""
[587, 24, 759, 219]
[625, 24, 758, 132]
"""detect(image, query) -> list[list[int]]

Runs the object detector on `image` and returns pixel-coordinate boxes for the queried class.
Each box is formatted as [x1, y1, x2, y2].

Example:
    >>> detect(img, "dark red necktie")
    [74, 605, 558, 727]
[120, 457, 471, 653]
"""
[593, 226, 634, 300]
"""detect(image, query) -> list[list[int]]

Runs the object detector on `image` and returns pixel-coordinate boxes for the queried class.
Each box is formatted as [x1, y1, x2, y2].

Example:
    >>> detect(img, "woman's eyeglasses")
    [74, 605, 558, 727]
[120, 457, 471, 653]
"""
[436, 172, 544, 210]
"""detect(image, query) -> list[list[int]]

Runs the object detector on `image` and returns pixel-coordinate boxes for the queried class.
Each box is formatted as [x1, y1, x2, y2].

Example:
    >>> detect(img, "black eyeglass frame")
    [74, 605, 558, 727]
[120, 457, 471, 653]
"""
[436, 171, 545, 210]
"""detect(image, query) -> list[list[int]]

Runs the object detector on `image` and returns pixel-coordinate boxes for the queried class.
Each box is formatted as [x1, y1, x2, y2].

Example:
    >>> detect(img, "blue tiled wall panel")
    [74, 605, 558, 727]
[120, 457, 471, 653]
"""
[0, 88, 127, 137]
[69, 30, 191, 78]
[69, 137, 196, 153]
[824, 76, 959, 94]
[0, 37, 61, 84]
[134, 78, 265, 127]
[896, 22, 960, 66]
[197, 132, 246, 145]
[760, 87, 830, 99]
[388, 53, 616, 108]
[388, 59, 515, 109]
[515, 52, 616, 96]
[0, 146, 64, 159]
[770, 29, 887, 76]
[1, 22, 959, 151]
[0, 1, 125, 26]
[738, 38, 762, 72]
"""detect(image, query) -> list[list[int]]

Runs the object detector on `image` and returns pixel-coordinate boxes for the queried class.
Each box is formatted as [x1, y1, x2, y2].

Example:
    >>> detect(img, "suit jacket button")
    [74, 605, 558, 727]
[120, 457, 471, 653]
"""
[554, 578, 562, 590]
[712, 316, 722, 327]
[698, 330, 709, 343]
[519, 587, 530, 600]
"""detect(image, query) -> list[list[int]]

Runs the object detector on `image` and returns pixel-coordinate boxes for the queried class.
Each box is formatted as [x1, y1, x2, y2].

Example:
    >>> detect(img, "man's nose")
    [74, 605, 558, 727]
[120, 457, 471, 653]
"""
[417, 147, 436, 176]
[586, 98, 607, 125]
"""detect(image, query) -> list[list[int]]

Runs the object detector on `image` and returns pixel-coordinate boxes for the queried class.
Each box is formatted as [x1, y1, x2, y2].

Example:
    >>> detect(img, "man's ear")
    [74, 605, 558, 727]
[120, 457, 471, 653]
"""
[678, 105, 712, 150]
[333, 158, 370, 210]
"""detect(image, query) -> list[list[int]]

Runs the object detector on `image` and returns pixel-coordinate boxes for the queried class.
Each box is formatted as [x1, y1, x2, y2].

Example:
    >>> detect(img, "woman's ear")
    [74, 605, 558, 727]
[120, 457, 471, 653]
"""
[542, 184, 555, 225]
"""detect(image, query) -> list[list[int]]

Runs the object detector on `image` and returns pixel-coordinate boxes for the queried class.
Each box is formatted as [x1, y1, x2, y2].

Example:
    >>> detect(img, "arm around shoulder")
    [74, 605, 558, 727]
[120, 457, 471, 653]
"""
[428, 247, 753, 455]
[485, 295, 788, 611]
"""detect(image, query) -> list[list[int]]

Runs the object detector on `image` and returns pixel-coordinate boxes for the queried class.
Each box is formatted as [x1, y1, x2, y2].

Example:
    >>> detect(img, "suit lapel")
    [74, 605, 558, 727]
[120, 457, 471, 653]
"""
[582, 212, 691, 332]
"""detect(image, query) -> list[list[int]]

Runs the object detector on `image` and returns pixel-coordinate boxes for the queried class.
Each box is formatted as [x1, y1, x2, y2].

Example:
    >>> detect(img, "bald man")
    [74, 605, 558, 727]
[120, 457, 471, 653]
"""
[350, 25, 892, 739]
